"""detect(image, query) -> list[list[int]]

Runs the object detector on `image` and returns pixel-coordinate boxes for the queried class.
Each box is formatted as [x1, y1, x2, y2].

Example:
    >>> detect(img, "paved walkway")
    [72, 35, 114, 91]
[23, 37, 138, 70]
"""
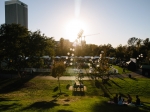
[35, 71, 147, 80]
[1, 69, 149, 80]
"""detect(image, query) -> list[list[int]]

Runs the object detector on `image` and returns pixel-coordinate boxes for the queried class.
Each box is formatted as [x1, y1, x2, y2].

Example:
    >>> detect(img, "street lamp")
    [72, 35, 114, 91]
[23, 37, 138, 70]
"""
[66, 48, 75, 67]
[137, 53, 143, 68]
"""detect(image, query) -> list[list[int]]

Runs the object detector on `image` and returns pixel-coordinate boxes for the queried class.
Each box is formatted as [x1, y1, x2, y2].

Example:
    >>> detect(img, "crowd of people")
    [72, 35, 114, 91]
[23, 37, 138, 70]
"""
[109, 94, 141, 106]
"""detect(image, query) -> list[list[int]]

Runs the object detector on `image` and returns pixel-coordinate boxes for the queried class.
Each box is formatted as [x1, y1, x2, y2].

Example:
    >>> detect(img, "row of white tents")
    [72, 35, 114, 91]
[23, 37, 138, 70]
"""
[53, 56, 115, 59]
[18, 56, 114, 60]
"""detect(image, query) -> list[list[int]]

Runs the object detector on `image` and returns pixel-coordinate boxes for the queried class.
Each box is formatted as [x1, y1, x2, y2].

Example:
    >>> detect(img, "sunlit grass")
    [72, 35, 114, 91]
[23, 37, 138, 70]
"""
[0, 76, 150, 112]
[112, 65, 131, 74]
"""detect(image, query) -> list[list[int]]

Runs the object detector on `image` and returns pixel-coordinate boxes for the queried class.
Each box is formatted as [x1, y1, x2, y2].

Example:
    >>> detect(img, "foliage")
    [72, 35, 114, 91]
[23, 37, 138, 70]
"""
[52, 61, 66, 78]
[52, 61, 66, 93]
[0, 24, 55, 74]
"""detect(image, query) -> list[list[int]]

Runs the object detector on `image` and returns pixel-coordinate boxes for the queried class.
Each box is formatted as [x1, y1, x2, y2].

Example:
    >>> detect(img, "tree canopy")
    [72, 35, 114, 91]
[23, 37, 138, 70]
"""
[0, 24, 55, 75]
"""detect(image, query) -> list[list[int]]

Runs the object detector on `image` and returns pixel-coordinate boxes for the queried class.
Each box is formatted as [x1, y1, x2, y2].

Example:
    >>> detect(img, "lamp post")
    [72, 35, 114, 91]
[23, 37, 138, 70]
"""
[137, 53, 143, 68]
[65, 48, 75, 67]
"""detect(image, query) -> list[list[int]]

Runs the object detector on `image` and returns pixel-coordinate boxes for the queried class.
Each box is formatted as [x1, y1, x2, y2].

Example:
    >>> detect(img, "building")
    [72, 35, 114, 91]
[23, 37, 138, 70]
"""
[5, 0, 28, 28]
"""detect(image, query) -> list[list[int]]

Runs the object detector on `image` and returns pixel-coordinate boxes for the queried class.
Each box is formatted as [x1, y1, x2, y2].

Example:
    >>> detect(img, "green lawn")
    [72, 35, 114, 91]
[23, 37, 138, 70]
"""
[112, 65, 131, 74]
[0, 75, 150, 112]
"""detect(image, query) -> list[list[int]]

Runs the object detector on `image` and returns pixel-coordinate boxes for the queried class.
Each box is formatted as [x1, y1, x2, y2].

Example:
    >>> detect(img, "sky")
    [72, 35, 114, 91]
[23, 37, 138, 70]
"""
[0, 0, 150, 48]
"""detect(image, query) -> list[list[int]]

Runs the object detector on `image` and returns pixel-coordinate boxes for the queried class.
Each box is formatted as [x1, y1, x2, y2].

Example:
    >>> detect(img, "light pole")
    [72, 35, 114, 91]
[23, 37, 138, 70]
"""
[137, 53, 143, 68]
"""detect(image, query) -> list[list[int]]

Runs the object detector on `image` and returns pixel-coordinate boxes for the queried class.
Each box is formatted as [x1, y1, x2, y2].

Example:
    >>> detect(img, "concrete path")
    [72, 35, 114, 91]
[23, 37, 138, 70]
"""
[35, 71, 147, 80]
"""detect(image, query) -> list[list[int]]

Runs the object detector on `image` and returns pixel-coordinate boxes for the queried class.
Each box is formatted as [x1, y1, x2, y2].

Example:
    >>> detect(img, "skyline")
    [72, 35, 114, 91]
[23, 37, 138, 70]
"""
[0, 0, 150, 47]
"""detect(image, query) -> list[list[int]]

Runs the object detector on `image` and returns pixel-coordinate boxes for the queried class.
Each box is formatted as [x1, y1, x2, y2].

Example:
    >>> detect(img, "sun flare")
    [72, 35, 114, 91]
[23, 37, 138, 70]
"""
[65, 18, 87, 42]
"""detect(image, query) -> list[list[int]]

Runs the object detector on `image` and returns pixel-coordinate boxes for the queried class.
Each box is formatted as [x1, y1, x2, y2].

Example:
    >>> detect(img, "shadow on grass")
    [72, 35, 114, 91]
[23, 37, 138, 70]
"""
[66, 84, 70, 89]
[130, 77, 138, 81]
[92, 101, 149, 112]
[0, 103, 22, 111]
[110, 80, 122, 88]
[141, 103, 150, 111]
[22, 92, 71, 111]
[72, 91, 85, 96]
[0, 98, 19, 102]
[95, 80, 110, 97]
[22, 101, 60, 111]
[115, 74, 126, 81]
[57, 110, 73, 112]
[0, 75, 36, 94]
[0, 98, 21, 112]
[53, 86, 59, 92]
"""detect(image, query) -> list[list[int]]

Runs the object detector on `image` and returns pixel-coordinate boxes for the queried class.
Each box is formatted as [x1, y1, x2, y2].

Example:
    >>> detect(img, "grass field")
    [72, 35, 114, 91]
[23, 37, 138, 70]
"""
[112, 65, 131, 74]
[0, 74, 150, 112]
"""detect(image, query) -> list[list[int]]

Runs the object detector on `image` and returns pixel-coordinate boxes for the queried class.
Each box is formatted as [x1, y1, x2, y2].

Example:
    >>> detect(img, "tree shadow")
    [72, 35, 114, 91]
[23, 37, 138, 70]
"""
[118, 93, 127, 98]
[130, 77, 137, 81]
[116, 74, 126, 81]
[63, 104, 70, 106]
[0, 98, 21, 112]
[0, 98, 19, 102]
[22, 101, 60, 111]
[105, 81, 112, 87]
[57, 110, 73, 112]
[22, 91, 70, 111]
[52, 92, 69, 100]
[95, 80, 110, 97]
[66, 84, 70, 89]
[92, 101, 149, 112]
[0, 75, 36, 94]
[110, 80, 122, 88]
[53, 86, 58, 92]
[72, 91, 85, 96]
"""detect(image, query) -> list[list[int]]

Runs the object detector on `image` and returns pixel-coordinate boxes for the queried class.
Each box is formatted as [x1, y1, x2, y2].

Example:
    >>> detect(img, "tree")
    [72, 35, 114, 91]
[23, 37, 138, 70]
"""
[143, 38, 150, 49]
[136, 38, 143, 53]
[25, 31, 55, 68]
[0, 23, 29, 77]
[0, 23, 55, 77]
[128, 37, 138, 46]
[96, 51, 110, 81]
[52, 61, 66, 93]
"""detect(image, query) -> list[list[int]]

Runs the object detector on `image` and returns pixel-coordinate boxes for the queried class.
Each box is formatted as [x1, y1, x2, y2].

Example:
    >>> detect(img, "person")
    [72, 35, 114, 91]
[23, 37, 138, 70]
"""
[113, 94, 118, 104]
[79, 82, 84, 91]
[127, 94, 132, 104]
[135, 95, 141, 106]
[107, 94, 118, 104]
[73, 83, 78, 91]
[118, 95, 124, 105]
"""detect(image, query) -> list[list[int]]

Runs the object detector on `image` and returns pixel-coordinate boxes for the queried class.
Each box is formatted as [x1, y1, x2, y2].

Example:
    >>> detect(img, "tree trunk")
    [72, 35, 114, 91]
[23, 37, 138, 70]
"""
[58, 77, 61, 93]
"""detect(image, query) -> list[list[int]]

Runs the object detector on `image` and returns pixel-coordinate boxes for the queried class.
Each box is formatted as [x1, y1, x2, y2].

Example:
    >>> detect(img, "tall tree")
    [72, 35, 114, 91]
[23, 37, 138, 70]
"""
[0, 23, 55, 77]
[136, 38, 143, 53]
[0, 23, 29, 77]
[128, 37, 138, 46]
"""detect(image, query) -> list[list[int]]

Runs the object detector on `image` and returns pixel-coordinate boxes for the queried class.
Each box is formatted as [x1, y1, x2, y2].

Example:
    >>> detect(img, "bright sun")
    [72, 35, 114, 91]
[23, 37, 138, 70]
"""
[65, 18, 87, 42]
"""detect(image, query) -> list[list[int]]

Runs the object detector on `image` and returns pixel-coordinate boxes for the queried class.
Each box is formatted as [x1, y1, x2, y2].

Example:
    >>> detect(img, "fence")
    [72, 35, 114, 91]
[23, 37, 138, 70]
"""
[21, 68, 51, 73]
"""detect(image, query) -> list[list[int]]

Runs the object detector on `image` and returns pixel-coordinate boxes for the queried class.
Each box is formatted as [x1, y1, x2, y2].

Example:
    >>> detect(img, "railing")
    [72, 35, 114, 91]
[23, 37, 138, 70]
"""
[21, 68, 51, 72]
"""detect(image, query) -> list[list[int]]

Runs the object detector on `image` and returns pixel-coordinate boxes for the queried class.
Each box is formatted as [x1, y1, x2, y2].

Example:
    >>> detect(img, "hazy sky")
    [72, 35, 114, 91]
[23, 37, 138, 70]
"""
[0, 0, 150, 47]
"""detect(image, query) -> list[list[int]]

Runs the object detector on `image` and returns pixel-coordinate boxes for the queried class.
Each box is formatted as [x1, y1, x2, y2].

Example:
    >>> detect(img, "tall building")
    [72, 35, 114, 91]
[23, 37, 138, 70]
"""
[5, 0, 28, 28]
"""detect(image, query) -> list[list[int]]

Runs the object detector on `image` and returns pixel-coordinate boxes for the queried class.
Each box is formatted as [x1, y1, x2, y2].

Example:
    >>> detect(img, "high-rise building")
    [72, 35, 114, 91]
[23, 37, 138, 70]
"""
[5, 0, 28, 28]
